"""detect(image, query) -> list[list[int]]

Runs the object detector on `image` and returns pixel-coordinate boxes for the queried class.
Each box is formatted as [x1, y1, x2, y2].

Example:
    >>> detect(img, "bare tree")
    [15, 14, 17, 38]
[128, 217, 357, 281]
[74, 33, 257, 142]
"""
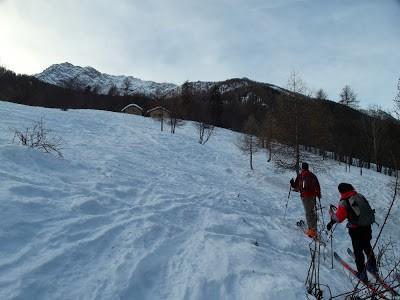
[0, 65, 6, 76]
[107, 84, 119, 96]
[91, 84, 101, 94]
[273, 71, 310, 174]
[259, 110, 276, 162]
[394, 78, 400, 119]
[62, 75, 82, 91]
[196, 122, 214, 145]
[122, 78, 132, 96]
[236, 115, 260, 170]
[209, 85, 223, 127]
[167, 95, 185, 134]
[153, 88, 167, 132]
[362, 105, 389, 172]
[189, 87, 216, 144]
[339, 85, 359, 109]
[312, 98, 334, 160]
[315, 88, 328, 101]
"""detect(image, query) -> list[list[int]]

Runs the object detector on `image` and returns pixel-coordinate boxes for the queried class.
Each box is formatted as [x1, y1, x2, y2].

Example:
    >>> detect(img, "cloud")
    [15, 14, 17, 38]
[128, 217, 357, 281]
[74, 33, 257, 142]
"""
[0, 0, 399, 109]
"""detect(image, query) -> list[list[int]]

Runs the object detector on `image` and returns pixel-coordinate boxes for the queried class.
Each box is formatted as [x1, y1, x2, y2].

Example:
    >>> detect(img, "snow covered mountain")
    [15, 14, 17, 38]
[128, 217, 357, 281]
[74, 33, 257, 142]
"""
[0, 101, 398, 299]
[34, 62, 179, 97]
[34, 63, 288, 99]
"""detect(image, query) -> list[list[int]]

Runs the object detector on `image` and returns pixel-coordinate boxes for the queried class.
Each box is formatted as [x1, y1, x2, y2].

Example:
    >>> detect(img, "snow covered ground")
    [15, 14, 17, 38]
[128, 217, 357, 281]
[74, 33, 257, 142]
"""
[0, 101, 398, 300]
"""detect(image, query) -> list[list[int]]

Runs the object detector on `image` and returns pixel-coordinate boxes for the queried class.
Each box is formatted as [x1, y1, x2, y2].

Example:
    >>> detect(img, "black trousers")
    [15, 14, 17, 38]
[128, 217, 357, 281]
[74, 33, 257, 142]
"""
[348, 225, 377, 274]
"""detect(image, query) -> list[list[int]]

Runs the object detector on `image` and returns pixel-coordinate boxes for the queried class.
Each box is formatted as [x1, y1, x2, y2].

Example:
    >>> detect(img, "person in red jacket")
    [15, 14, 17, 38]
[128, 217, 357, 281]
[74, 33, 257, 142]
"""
[290, 162, 321, 238]
[327, 183, 378, 282]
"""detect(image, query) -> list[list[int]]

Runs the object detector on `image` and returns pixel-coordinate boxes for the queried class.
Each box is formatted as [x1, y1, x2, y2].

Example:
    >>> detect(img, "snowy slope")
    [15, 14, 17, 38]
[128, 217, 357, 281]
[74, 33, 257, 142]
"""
[0, 101, 399, 300]
[34, 63, 178, 97]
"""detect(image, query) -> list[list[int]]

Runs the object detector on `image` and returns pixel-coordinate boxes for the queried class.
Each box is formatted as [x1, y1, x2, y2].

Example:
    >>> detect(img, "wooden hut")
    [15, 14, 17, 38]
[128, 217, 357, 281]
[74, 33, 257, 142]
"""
[146, 106, 171, 119]
[121, 104, 144, 116]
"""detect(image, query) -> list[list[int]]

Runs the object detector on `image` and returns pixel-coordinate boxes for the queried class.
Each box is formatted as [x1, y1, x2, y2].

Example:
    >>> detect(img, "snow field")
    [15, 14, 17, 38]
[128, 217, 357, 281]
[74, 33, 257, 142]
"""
[0, 101, 398, 299]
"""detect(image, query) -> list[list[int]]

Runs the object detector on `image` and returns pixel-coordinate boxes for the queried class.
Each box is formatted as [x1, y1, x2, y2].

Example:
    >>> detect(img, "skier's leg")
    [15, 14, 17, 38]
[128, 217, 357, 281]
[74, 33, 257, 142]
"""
[310, 197, 317, 230]
[364, 243, 378, 273]
[361, 226, 378, 272]
[302, 197, 317, 238]
[349, 228, 366, 275]
[302, 197, 316, 229]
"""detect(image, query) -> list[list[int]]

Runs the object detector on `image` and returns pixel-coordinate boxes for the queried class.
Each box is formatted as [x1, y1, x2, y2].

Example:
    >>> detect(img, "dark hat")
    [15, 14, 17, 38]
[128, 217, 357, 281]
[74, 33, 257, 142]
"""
[301, 162, 309, 170]
[338, 183, 354, 193]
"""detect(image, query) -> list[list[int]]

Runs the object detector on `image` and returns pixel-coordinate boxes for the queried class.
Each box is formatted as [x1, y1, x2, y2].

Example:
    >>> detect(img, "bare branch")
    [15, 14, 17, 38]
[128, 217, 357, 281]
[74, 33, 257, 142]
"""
[11, 118, 63, 158]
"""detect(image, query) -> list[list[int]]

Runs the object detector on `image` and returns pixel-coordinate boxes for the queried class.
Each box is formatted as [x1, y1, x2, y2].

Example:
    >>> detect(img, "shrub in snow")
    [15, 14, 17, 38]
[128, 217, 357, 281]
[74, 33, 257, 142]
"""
[12, 118, 64, 158]
[195, 122, 214, 145]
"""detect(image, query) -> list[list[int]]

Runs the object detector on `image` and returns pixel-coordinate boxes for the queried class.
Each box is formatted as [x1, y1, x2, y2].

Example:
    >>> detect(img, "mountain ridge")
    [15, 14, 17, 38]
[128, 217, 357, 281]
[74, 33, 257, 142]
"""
[34, 62, 179, 97]
[34, 62, 289, 98]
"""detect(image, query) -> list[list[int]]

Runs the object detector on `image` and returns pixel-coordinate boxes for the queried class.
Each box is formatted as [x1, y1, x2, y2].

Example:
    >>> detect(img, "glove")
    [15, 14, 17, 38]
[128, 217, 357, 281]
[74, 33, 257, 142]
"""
[329, 208, 335, 219]
[290, 178, 295, 186]
[327, 221, 335, 231]
[326, 221, 332, 231]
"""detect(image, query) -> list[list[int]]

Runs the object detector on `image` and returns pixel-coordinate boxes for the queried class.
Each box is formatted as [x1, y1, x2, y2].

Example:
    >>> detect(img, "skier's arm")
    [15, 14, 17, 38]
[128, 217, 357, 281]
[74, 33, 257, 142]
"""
[328, 201, 347, 230]
[290, 175, 300, 192]
[331, 202, 347, 223]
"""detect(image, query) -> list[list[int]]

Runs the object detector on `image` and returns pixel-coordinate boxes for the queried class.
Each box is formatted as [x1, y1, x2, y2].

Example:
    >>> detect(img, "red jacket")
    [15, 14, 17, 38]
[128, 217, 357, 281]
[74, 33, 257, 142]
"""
[332, 190, 358, 227]
[291, 170, 321, 198]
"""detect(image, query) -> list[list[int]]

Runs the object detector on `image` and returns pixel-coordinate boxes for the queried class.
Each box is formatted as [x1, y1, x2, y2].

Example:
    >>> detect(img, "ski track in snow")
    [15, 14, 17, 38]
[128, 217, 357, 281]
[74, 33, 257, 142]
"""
[0, 101, 399, 300]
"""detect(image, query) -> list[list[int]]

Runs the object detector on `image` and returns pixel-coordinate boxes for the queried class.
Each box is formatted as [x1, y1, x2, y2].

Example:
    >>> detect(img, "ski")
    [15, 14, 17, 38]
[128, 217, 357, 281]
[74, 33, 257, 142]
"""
[347, 248, 399, 297]
[334, 252, 389, 299]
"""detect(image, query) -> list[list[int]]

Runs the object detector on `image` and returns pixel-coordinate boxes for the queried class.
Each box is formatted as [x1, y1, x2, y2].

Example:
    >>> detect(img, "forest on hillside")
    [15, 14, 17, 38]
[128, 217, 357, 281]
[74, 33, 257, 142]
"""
[1, 66, 400, 174]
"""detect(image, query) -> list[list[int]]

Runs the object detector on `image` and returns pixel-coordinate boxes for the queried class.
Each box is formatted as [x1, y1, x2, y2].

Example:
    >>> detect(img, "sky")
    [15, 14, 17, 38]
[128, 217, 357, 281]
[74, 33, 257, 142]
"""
[0, 0, 399, 110]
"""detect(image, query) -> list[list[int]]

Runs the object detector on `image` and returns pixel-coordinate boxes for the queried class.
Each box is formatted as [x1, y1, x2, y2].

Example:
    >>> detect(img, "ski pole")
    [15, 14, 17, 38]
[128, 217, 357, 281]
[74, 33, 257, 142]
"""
[330, 226, 334, 269]
[329, 223, 337, 269]
[317, 197, 325, 228]
[284, 185, 292, 219]
[328, 204, 338, 269]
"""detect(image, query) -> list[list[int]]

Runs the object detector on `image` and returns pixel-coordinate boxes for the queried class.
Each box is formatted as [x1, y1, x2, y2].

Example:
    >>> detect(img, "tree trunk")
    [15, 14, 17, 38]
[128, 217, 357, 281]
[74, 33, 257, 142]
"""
[250, 144, 253, 170]
[295, 104, 300, 175]
[268, 142, 272, 162]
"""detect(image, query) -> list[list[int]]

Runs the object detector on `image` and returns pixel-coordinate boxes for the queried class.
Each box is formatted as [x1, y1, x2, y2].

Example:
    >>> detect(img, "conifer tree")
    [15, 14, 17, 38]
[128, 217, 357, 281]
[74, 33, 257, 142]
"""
[339, 85, 359, 109]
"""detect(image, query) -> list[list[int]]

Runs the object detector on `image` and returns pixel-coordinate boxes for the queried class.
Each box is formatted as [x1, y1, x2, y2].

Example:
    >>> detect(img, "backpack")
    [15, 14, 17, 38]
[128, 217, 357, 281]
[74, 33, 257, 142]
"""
[299, 172, 317, 194]
[347, 194, 375, 226]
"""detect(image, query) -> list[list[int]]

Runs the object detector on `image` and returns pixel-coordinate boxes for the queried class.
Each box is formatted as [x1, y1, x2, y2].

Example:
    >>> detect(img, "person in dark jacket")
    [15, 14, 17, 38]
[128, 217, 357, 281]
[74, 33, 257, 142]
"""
[327, 183, 378, 282]
[290, 162, 321, 238]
